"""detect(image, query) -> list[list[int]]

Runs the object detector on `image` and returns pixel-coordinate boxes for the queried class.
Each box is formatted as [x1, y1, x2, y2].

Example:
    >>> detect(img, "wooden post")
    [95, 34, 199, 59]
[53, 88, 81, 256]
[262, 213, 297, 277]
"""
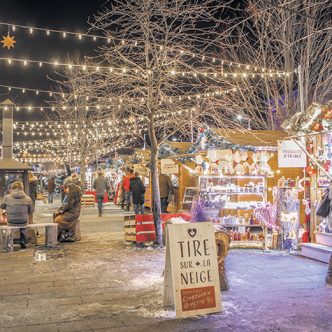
[215, 231, 230, 291]
[0, 228, 14, 252]
[326, 254, 332, 285]
[45, 225, 57, 247]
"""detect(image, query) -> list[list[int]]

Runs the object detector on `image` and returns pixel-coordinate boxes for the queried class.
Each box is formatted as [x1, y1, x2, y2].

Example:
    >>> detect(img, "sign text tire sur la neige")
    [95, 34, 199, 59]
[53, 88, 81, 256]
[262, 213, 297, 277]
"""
[163, 222, 221, 318]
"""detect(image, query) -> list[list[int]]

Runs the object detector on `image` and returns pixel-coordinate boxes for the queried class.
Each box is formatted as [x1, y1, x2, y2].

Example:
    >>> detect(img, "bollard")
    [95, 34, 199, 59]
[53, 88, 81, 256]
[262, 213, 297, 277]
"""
[45, 225, 58, 247]
[0, 228, 14, 252]
[215, 231, 230, 291]
[74, 220, 81, 241]
[326, 254, 332, 285]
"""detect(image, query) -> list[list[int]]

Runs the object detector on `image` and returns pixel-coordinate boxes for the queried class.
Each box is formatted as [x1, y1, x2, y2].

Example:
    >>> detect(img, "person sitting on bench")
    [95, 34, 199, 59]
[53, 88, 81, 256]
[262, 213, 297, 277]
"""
[1, 181, 34, 249]
[53, 183, 81, 241]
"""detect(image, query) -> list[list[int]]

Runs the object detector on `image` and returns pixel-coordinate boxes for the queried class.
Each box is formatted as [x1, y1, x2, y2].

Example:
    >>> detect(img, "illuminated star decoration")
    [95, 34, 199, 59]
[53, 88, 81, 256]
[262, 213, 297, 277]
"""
[1, 35, 16, 49]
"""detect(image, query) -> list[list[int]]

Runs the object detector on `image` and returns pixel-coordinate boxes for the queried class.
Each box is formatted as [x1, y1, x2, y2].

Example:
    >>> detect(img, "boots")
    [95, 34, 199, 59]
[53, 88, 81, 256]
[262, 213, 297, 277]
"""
[326, 254, 332, 285]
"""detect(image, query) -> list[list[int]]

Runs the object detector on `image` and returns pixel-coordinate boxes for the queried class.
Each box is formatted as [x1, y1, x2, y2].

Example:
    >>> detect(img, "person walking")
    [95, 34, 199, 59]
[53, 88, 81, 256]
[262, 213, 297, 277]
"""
[130, 172, 146, 215]
[158, 173, 175, 213]
[122, 169, 134, 211]
[93, 170, 109, 217]
[1, 181, 34, 249]
[47, 177, 56, 204]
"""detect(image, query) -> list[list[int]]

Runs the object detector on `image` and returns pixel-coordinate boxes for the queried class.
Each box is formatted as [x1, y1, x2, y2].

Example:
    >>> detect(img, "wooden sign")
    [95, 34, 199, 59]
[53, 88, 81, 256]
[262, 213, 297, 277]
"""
[163, 222, 221, 318]
[278, 140, 307, 168]
[161, 158, 179, 174]
[133, 164, 150, 177]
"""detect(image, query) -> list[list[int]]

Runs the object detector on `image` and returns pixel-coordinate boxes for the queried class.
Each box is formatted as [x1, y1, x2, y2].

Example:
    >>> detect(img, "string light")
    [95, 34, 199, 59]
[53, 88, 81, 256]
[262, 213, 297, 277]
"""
[0, 21, 289, 74]
[0, 87, 238, 113]
[0, 56, 291, 80]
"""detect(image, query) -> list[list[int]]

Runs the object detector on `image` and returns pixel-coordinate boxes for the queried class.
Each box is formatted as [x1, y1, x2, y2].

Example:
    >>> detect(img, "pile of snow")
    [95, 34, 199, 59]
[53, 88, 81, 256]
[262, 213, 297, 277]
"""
[131, 273, 163, 289]
[168, 217, 189, 224]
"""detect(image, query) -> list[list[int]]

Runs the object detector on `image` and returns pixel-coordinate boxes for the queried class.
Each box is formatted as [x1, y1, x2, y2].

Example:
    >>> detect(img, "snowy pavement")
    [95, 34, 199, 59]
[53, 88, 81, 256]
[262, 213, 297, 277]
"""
[0, 202, 331, 331]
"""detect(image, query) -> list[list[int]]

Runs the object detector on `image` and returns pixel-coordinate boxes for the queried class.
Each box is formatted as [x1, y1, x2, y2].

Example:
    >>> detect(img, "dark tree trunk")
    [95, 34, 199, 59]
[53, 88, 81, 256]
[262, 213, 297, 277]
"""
[326, 254, 332, 285]
[150, 146, 163, 246]
[80, 159, 86, 194]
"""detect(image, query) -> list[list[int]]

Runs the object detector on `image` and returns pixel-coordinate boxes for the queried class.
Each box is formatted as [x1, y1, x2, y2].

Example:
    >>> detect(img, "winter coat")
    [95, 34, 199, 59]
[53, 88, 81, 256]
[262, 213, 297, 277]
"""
[328, 184, 332, 230]
[93, 177, 109, 197]
[130, 177, 146, 204]
[123, 174, 134, 192]
[60, 184, 81, 222]
[1, 188, 34, 226]
[29, 175, 39, 203]
[47, 178, 56, 193]
[158, 174, 174, 199]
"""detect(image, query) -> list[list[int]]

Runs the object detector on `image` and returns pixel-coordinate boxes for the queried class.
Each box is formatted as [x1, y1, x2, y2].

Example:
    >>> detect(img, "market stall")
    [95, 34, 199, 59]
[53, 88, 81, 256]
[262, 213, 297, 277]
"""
[180, 129, 306, 249]
[283, 101, 332, 261]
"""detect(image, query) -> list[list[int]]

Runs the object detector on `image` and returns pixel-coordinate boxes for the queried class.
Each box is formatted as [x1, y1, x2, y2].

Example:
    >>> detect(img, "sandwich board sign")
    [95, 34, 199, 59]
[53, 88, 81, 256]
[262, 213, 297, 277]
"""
[163, 222, 221, 318]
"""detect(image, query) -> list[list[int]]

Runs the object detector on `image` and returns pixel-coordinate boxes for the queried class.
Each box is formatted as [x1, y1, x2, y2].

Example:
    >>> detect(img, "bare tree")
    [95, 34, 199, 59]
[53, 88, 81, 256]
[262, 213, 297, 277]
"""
[220, 0, 332, 129]
[82, 0, 282, 246]
[47, 66, 117, 190]
[48, 1, 284, 246]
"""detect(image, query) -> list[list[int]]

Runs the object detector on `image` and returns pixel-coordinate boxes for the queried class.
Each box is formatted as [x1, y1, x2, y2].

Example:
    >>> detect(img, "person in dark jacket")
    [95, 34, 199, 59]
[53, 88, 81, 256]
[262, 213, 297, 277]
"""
[28, 171, 39, 205]
[158, 174, 175, 213]
[130, 172, 146, 215]
[1, 181, 34, 249]
[53, 183, 81, 237]
[93, 170, 109, 217]
[47, 177, 56, 204]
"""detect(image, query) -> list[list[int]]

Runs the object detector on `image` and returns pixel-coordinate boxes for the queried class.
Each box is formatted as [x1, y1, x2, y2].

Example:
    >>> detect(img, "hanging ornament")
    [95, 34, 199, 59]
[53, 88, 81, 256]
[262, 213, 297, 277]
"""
[1, 35, 16, 49]
[322, 107, 332, 120]
[323, 160, 330, 172]
[311, 121, 323, 132]
[305, 165, 316, 176]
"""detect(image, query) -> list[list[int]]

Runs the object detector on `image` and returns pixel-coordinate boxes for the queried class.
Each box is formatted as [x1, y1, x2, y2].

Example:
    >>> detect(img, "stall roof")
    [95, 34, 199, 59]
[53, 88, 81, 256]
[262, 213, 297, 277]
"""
[166, 141, 192, 153]
[0, 158, 32, 171]
[214, 129, 287, 147]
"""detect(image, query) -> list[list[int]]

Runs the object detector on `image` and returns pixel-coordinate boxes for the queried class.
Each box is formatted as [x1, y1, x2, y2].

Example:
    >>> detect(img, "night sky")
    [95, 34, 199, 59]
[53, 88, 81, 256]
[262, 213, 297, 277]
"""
[0, 0, 108, 121]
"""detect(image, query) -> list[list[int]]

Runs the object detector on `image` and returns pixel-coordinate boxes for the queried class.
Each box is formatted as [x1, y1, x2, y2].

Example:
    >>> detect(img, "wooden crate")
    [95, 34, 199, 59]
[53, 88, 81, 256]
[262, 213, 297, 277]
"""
[124, 215, 136, 242]
[81, 194, 95, 206]
[124, 213, 191, 243]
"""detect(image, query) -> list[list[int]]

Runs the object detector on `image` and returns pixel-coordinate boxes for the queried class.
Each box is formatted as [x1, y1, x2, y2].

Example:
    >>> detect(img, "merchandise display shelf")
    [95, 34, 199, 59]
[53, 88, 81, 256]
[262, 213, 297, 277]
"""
[220, 224, 264, 228]
[205, 192, 264, 195]
[230, 240, 265, 248]
[199, 174, 267, 249]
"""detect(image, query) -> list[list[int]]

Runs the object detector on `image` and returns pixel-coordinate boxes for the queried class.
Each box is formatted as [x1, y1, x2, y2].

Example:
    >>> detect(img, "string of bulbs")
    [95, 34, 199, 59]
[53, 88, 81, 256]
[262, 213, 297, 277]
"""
[0, 56, 291, 78]
[0, 20, 287, 73]
[0, 88, 238, 112]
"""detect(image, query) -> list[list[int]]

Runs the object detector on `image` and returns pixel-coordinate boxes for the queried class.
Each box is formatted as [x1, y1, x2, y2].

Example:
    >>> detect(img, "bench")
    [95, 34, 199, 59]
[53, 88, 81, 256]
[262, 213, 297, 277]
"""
[0, 223, 58, 252]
